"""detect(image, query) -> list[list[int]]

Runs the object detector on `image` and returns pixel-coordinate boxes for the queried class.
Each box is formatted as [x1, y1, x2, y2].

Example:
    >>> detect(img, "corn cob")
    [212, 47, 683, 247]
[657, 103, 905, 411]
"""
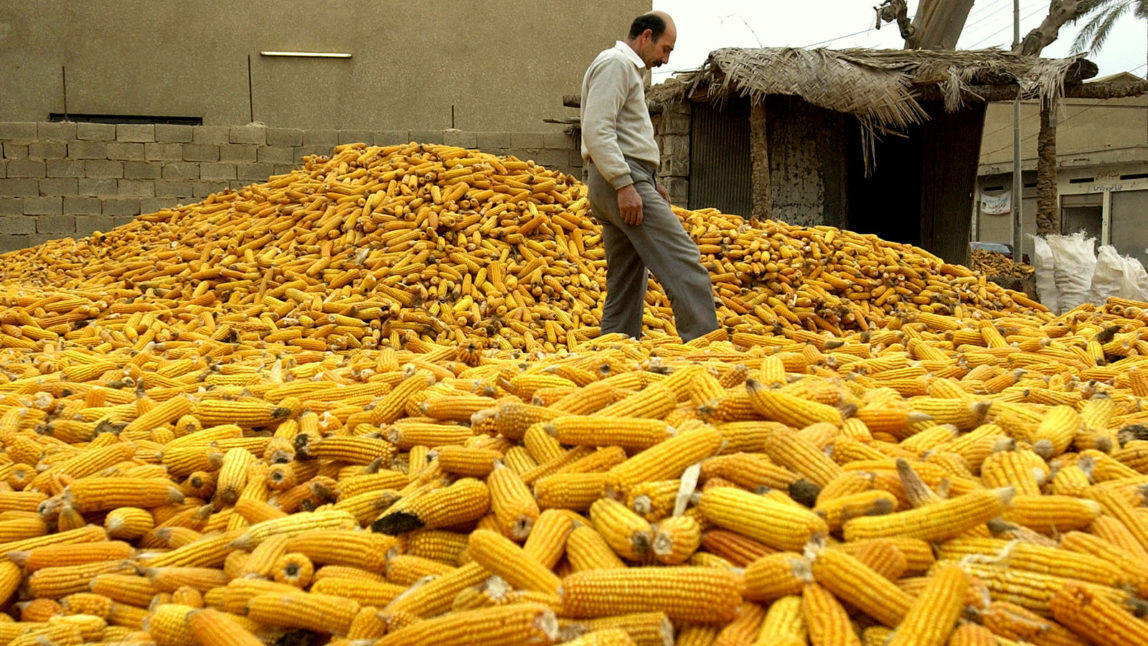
[801, 582, 861, 646]
[698, 487, 827, 551]
[560, 567, 741, 624]
[375, 602, 559, 646]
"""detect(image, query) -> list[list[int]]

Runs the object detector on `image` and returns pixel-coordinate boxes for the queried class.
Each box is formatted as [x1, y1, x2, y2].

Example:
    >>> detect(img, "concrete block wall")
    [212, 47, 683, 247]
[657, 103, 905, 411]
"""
[0, 122, 582, 253]
[652, 102, 691, 207]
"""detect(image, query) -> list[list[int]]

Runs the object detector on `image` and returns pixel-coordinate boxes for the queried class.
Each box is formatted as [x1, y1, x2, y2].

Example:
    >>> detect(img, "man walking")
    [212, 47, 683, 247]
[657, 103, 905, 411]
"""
[580, 11, 719, 342]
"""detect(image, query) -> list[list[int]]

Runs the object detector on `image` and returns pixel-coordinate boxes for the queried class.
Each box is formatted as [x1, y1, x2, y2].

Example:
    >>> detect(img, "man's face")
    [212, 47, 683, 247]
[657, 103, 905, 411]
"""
[638, 26, 676, 69]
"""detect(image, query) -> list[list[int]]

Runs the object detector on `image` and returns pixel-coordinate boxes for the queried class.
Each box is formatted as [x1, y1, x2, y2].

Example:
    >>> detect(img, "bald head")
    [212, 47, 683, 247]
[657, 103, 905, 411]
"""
[626, 11, 677, 69]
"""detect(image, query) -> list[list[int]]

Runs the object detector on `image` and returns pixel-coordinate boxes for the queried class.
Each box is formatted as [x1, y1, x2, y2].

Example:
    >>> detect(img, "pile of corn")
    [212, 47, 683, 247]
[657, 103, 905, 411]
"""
[0, 144, 1146, 645]
[2, 143, 1041, 356]
[970, 249, 1035, 280]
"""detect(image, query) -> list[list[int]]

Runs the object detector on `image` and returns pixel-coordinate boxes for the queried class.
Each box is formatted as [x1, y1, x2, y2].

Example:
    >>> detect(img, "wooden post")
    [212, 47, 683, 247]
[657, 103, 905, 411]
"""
[750, 99, 771, 221]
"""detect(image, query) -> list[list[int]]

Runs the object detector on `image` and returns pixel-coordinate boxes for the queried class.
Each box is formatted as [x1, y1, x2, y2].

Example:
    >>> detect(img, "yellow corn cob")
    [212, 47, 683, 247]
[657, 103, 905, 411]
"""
[813, 489, 898, 532]
[566, 524, 628, 572]
[232, 509, 359, 549]
[712, 601, 767, 645]
[651, 515, 701, 565]
[435, 445, 503, 477]
[139, 529, 245, 569]
[245, 592, 361, 635]
[314, 564, 389, 585]
[836, 538, 908, 581]
[144, 566, 230, 593]
[59, 592, 114, 617]
[589, 497, 655, 562]
[701, 452, 799, 491]
[560, 567, 741, 624]
[752, 594, 805, 646]
[284, 529, 397, 573]
[977, 600, 1086, 646]
[534, 472, 607, 511]
[547, 416, 674, 450]
[375, 602, 559, 646]
[384, 554, 455, 586]
[842, 487, 1014, 542]
[884, 563, 966, 646]
[217, 578, 300, 615]
[809, 546, 915, 627]
[745, 378, 843, 427]
[801, 582, 862, 646]
[743, 552, 809, 602]
[623, 479, 680, 522]
[467, 528, 562, 596]
[305, 436, 398, 465]
[90, 574, 162, 608]
[270, 552, 313, 587]
[762, 425, 845, 487]
[999, 494, 1102, 534]
[193, 399, 291, 428]
[143, 603, 196, 646]
[483, 400, 564, 441]
[981, 449, 1047, 496]
[171, 585, 205, 608]
[64, 477, 183, 513]
[27, 560, 137, 599]
[405, 529, 470, 564]
[383, 561, 488, 618]
[385, 421, 473, 449]
[960, 561, 1129, 616]
[105, 507, 155, 541]
[594, 383, 676, 419]
[346, 605, 388, 640]
[698, 487, 828, 551]
[1050, 582, 1148, 646]
[372, 477, 490, 535]
[523, 423, 565, 463]
[187, 608, 264, 646]
[604, 425, 723, 498]
[11, 540, 134, 572]
[309, 577, 406, 606]
[214, 447, 256, 505]
[370, 370, 435, 425]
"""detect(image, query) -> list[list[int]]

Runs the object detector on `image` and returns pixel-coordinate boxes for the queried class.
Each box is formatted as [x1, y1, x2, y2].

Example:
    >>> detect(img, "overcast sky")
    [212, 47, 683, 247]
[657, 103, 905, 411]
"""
[649, 0, 1146, 85]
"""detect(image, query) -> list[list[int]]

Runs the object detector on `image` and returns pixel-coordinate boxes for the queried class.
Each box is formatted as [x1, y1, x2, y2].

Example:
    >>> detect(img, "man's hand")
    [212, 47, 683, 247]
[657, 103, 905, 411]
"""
[655, 181, 670, 204]
[617, 184, 643, 226]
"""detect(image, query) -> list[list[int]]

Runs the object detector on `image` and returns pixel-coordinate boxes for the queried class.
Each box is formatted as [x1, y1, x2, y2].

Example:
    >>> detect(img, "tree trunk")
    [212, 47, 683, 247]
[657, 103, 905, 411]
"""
[1035, 103, 1059, 235]
[1017, 0, 1090, 55]
[750, 100, 772, 221]
[906, 0, 976, 49]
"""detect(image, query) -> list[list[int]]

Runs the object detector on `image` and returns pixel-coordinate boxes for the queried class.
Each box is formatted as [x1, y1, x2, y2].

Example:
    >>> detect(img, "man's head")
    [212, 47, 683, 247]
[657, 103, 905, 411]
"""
[626, 11, 676, 69]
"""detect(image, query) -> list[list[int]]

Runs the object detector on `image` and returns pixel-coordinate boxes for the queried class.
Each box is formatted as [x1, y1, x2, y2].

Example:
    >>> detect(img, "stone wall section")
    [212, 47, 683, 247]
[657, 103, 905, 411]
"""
[0, 123, 582, 252]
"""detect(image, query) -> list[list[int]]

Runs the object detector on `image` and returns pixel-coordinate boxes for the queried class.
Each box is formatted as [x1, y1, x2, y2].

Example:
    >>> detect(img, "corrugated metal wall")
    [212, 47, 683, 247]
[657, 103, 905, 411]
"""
[689, 98, 752, 217]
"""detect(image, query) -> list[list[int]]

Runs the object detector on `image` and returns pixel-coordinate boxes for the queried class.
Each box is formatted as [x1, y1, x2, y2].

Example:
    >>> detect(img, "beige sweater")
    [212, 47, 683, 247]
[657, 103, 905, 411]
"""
[580, 41, 661, 190]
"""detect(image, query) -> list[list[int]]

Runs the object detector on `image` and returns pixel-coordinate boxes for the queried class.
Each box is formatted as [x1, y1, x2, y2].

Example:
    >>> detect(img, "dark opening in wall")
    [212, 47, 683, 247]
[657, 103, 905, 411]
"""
[48, 114, 203, 125]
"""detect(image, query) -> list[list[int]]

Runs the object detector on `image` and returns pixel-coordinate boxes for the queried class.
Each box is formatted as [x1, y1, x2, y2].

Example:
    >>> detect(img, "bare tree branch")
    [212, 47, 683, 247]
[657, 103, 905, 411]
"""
[1017, 0, 1095, 55]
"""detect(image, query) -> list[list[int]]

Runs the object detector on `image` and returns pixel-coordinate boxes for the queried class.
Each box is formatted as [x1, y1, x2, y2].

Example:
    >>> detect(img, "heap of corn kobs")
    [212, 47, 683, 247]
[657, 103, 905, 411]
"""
[2, 142, 1042, 355]
[1, 144, 1148, 645]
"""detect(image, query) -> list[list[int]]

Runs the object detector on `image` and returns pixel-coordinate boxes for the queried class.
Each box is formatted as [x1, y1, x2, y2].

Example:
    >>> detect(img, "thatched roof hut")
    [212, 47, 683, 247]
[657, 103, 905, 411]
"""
[593, 47, 1146, 264]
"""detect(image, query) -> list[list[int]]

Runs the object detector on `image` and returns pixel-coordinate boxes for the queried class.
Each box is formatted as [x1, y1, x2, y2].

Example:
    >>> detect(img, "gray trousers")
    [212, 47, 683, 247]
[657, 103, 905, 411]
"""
[587, 157, 719, 342]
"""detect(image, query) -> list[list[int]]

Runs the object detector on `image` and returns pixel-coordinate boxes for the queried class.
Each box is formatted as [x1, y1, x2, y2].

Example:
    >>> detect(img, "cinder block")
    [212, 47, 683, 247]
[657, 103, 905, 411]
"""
[409, 130, 443, 145]
[78, 178, 118, 196]
[0, 179, 39, 197]
[28, 142, 67, 160]
[338, 130, 373, 146]
[117, 180, 155, 198]
[36, 214, 75, 234]
[162, 163, 200, 180]
[257, 146, 295, 165]
[76, 214, 117, 234]
[199, 163, 236, 181]
[543, 132, 572, 149]
[511, 132, 545, 149]
[77, 123, 116, 141]
[38, 121, 77, 141]
[193, 181, 229, 198]
[39, 178, 78, 196]
[442, 130, 477, 149]
[64, 196, 102, 215]
[0, 215, 35, 234]
[374, 130, 410, 146]
[68, 141, 107, 160]
[3, 144, 28, 160]
[266, 128, 303, 147]
[237, 163, 275, 182]
[302, 129, 339, 147]
[273, 164, 297, 175]
[229, 126, 265, 146]
[476, 132, 512, 150]
[124, 162, 162, 180]
[145, 143, 183, 161]
[183, 145, 219, 162]
[101, 198, 141, 216]
[0, 160, 4, 178]
[140, 198, 175, 214]
[192, 126, 230, 145]
[219, 145, 257, 163]
[155, 180, 195, 198]
[154, 124, 194, 143]
[46, 160, 85, 177]
[0, 234, 35, 253]
[107, 142, 146, 161]
[85, 160, 124, 179]
[661, 153, 688, 177]
[25, 196, 63, 216]
[0, 123, 38, 140]
[116, 124, 155, 143]
[0, 198, 22, 215]
[296, 146, 334, 161]
[6, 160, 46, 178]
